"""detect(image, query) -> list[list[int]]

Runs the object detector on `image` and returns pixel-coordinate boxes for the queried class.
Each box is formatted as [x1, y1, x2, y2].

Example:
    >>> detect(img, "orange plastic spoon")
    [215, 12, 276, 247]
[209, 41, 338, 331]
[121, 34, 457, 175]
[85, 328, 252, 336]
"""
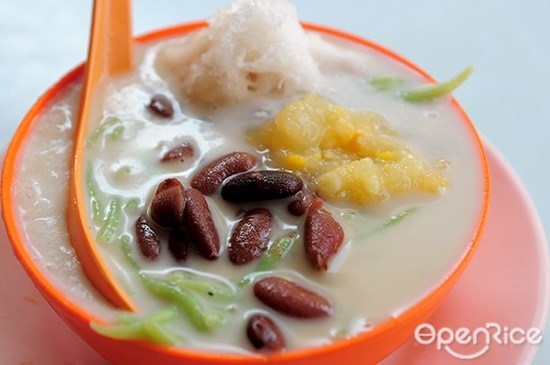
[67, 0, 137, 311]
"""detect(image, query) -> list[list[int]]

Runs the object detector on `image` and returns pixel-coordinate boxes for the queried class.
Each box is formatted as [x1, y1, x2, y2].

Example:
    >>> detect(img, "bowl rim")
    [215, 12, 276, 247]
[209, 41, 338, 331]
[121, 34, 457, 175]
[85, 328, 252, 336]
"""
[1, 21, 490, 363]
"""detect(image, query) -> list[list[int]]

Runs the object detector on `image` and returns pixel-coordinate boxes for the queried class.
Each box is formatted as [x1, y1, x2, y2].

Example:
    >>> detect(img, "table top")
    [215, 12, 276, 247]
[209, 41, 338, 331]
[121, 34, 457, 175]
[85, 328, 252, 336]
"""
[1, 1, 548, 363]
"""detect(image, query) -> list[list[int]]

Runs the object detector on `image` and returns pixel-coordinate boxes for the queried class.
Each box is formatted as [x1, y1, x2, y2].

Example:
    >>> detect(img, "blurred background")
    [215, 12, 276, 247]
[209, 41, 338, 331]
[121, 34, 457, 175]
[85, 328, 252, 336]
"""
[0, 0, 548, 364]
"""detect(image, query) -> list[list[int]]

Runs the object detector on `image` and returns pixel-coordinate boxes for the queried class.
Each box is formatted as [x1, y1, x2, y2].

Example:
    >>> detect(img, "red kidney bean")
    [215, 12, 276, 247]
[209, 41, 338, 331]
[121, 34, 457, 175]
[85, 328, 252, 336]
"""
[304, 200, 344, 271]
[150, 178, 186, 228]
[183, 188, 220, 260]
[246, 314, 286, 351]
[161, 143, 194, 163]
[221, 170, 303, 203]
[229, 208, 273, 265]
[168, 229, 190, 262]
[148, 94, 174, 118]
[191, 152, 256, 195]
[135, 215, 161, 260]
[287, 189, 321, 216]
[254, 277, 332, 318]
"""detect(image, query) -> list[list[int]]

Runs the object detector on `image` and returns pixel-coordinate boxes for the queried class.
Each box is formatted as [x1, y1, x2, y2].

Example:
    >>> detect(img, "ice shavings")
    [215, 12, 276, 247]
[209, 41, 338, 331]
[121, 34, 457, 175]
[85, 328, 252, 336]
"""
[157, 0, 344, 107]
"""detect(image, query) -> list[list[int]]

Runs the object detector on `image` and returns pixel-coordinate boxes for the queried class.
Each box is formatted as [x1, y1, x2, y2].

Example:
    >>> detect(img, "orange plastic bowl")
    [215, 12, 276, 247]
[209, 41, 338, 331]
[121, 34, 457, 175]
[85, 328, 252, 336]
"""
[1, 22, 489, 365]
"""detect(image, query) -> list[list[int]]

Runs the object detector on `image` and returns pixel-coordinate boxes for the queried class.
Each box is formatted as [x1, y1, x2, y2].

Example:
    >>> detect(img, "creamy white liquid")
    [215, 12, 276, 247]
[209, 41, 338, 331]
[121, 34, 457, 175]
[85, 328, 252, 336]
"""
[13, 32, 484, 354]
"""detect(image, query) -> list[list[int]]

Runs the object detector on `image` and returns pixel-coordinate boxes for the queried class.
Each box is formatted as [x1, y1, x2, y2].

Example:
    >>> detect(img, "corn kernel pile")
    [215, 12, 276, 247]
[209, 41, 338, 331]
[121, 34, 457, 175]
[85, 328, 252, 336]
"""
[250, 93, 447, 204]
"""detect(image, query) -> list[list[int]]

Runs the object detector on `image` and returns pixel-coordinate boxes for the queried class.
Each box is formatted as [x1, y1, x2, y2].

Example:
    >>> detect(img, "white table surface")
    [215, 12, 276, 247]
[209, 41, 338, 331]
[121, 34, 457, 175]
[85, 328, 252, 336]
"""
[0, 1, 548, 364]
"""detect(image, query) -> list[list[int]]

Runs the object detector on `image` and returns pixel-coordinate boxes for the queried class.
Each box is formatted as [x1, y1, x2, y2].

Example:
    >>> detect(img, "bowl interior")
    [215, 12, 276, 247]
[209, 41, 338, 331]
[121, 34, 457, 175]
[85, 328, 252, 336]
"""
[1, 21, 489, 365]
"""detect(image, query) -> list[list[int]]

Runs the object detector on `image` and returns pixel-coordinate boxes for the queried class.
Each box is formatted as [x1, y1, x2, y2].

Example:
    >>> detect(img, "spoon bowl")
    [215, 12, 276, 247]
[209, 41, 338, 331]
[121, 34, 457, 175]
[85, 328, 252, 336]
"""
[67, 0, 136, 311]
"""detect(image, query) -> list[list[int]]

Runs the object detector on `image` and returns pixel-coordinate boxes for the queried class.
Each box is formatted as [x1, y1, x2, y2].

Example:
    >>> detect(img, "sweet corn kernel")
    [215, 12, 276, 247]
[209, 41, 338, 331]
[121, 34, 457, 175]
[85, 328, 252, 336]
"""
[249, 93, 447, 205]
[376, 151, 395, 161]
[285, 154, 307, 170]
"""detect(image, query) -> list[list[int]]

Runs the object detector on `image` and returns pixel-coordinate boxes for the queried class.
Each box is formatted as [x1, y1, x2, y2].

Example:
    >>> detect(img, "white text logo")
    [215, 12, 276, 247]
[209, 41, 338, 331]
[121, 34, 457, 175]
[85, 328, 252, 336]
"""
[414, 323, 543, 360]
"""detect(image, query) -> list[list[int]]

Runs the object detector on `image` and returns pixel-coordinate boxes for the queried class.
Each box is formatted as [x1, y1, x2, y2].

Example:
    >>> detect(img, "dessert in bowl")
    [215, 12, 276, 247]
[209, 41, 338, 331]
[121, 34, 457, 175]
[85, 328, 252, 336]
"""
[1, 1, 489, 364]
